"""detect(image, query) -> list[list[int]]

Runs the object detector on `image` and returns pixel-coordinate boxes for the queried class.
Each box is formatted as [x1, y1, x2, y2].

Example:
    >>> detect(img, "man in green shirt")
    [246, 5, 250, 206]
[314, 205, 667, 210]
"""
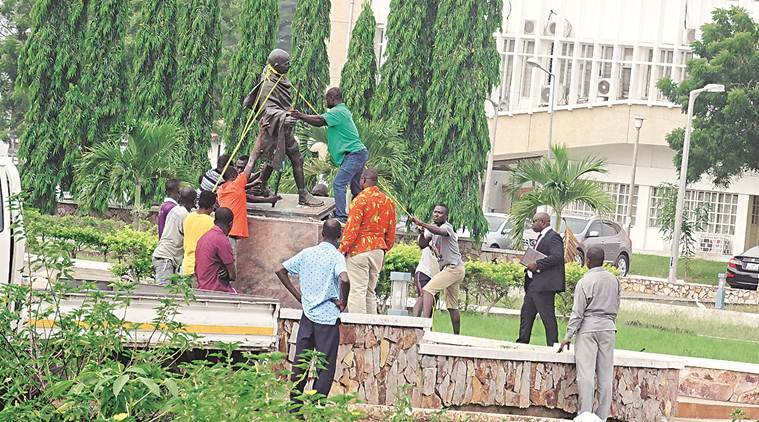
[293, 87, 368, 223]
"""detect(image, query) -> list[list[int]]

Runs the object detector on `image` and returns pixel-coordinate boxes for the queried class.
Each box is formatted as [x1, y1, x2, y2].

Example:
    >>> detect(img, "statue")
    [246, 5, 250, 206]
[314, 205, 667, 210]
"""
[243, 49, 323, 207]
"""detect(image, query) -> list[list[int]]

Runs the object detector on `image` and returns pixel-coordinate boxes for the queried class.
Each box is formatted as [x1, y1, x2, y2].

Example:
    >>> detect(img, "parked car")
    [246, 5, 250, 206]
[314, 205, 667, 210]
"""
[726, 246, 759, 290]
[523, 215, 632, 276]
[396, 213, 518, 250]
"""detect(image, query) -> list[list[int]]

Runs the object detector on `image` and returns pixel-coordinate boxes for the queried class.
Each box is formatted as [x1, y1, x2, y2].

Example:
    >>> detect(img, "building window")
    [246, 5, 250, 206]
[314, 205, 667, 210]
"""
[374, 25, 387, 66]
[564, 183, 639, 226]
[556, 42, 573, 105]
[598, 45, 614, 78]
[577, 43, 594, 103]
[649, 188, 739, 235]
[499, 38, 516, 106]
[619, 46, 633, 99]
[520, 40, 535, 98]
[752, 196, 759, 225]
[656, 49, 674, 100]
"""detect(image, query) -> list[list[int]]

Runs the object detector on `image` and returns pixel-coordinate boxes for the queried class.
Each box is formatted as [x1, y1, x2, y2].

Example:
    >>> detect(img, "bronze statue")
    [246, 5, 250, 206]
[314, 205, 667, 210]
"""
[243, 49, 323, 207]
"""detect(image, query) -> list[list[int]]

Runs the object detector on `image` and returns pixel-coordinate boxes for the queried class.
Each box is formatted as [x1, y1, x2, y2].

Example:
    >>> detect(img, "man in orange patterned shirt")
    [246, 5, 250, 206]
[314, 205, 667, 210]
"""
[338, 168, 396, 314]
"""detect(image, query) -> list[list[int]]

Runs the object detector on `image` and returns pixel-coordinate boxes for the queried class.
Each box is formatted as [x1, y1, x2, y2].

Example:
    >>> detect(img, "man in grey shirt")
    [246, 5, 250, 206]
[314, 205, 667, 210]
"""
[152, 188, 196, 285]
[412, 204, 465, 334]
[558, 246, 620, 421]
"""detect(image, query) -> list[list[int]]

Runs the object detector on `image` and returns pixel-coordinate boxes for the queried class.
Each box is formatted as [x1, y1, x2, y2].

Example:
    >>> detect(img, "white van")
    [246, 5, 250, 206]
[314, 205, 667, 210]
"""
[0, 142, 24, 285]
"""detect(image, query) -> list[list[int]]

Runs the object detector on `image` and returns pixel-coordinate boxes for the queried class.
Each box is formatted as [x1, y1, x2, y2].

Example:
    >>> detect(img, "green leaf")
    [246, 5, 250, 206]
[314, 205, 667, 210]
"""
[113, 374, 129, 397]
[138, 377, 161, 396]
[164, 378, 180, 397]
[125, 367, 147, 376]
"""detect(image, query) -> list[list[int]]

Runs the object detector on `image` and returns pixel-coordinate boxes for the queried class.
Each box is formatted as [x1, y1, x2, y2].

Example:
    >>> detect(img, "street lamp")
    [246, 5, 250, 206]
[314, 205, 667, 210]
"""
[667, 83, 725, 283]
[625, 116, 644, 232]
[527, 57, 556, 160]
[483, 98, 501, 213]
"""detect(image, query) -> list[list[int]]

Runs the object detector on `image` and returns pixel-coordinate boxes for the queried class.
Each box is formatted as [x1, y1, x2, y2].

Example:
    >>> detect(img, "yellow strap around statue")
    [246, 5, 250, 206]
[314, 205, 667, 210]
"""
[213, 65, 283, 192]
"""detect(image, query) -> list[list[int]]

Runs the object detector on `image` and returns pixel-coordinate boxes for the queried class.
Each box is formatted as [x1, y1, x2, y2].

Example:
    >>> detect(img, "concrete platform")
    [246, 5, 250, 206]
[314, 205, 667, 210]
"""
[246, 193, 334, 221]
[676, 396, 759, 420]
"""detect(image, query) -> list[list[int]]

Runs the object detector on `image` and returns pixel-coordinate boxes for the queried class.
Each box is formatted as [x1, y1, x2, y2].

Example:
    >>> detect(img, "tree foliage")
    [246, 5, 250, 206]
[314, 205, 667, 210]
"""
[653, 182, 711, 259]
[340, 2, 377, 123]
[411, 0, 502, 239]
[127, 0, 177, 123]
[506, 145, 614, 244]
[173, 0, 222, 170]
[59, 0, 129, 186]
[15, 0, 87, 213]
[370, 0, 437, 144]
[220, 0, 278, 150]
[74, 121, 187, 219]
[0, 0, 32, 144]
[658, 6, 758, 186]
[289, 0, 330, 112]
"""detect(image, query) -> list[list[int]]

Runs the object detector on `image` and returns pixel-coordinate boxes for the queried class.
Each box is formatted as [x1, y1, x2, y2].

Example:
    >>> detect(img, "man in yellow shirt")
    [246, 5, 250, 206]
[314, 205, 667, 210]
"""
[182, 190, 216, 276]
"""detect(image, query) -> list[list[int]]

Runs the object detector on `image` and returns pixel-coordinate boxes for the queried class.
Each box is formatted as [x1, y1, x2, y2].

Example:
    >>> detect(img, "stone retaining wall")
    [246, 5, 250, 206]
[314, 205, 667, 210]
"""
[621, 277, 758, 305]
[277, 313, 680, 421]
[679, 366, 759, 405]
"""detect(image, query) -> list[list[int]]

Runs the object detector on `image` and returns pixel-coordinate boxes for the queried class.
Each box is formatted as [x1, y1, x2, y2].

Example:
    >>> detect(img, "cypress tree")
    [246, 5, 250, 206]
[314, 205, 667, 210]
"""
[340, 2, 377, 123]
[220, 0, 278, 150]
[289, 0, 330, 112]
[127, 0, 177, 123]
[371, 0, 437, 143]
[60, 0, 129, 188]
[16, 0, 88, 212]
[412, 0, 502, 238]
[173, 0, 222, 169]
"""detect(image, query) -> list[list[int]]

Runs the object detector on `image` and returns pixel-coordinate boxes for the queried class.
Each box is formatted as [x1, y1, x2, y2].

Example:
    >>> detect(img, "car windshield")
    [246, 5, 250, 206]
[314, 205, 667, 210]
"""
[486, 216, 506, 232]
[562, 217, 589, 234]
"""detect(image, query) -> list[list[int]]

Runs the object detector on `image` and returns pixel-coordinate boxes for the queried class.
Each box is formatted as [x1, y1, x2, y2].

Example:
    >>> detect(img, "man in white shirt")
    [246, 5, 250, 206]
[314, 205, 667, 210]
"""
[412, 246, 439, 317]
[152, 188, 196, 285]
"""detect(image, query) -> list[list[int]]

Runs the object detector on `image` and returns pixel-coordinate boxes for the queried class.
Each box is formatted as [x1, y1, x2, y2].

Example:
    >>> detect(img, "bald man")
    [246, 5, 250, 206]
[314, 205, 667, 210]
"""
[152, 187, 196, 285]
[558, 246, 621, 421]
[517, 211, 565, 345]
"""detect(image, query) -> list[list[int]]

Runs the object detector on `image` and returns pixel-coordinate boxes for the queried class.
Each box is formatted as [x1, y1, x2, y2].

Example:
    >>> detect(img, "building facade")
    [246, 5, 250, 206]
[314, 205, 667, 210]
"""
[327, 0, 759, 258]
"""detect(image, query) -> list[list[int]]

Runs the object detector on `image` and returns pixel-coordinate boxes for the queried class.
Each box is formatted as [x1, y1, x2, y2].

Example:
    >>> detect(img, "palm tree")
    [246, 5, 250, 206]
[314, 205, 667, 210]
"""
[276, 119, 412, 207]
[506, 144, 613, 244]
[74, 121, 187, 228]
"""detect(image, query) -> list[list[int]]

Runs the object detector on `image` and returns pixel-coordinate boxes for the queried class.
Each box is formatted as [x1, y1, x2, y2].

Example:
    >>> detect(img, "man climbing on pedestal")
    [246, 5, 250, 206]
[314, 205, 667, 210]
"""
[243, 49, 323, 207]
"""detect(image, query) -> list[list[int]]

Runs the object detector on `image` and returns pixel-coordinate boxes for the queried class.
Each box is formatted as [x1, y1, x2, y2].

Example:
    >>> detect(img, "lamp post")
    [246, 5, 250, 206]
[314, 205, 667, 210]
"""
[527, 57, 556, 160]
[667, 83, 725, 283]
[625, 116, 644, 232]
[483, 98, 501, 213]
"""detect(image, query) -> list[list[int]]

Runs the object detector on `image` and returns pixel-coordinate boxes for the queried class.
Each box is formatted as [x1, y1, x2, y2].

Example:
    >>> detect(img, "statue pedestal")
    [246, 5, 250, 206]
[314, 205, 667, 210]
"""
[237, 194, 335, 308]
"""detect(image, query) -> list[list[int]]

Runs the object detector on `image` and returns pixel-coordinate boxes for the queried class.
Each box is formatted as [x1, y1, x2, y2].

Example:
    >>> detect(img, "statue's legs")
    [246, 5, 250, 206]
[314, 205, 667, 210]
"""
[287, 145, 323, 207]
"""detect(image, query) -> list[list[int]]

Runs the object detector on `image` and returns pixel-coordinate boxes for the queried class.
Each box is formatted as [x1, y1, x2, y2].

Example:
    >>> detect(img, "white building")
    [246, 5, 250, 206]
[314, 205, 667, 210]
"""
[326, 0, 759, 258]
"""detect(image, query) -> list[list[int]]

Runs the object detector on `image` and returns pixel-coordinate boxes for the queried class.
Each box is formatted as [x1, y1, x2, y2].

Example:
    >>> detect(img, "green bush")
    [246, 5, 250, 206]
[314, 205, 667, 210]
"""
[104, 227, 158, 283]
[557, 262, 622, 318]
[462, 260, 523, 311]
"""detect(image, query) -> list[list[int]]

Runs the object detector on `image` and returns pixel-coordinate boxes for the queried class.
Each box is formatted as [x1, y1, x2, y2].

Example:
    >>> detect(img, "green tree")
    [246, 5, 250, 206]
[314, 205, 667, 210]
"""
[658, 6, 758, 186]
[173, 0, 221, 170]
[59, 0, 129, 185]
[220, 0, 278, 150]
[370, 0, 437, 144]
[289, 0, 330, 112]
[74, 121, 187, 228]
[339, 2, 377, 123]
[127, 0, 177, 123]
[15, 0, 87, 212]
[0, 0, 32, 145]
[506, 145, 614, 244]
[411, 0, 502, 239]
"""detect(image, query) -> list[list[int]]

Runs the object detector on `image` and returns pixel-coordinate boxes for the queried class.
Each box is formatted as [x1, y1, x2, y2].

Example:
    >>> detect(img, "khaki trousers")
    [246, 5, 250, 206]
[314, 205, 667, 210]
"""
[346, 249, 384, 314]
[422, 264, 465, 310]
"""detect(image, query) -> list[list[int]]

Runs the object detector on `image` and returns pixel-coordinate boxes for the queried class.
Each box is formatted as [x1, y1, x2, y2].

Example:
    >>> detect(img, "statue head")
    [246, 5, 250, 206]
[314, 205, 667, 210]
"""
[267, 49, 291, 74]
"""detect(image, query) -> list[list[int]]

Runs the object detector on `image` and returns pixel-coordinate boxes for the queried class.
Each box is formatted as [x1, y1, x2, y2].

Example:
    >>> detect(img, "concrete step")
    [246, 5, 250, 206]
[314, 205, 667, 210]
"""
[676, 396, 759, 420]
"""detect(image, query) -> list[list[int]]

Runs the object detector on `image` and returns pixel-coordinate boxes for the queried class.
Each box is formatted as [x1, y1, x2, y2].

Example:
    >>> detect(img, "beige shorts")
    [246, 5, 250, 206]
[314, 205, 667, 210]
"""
[422, 264, 465, 310]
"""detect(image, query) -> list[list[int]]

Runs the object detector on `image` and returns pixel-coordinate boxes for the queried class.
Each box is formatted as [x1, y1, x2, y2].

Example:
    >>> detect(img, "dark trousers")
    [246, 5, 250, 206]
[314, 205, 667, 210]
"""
[290, 314, 340, 402]
[517, 289, 559, 346]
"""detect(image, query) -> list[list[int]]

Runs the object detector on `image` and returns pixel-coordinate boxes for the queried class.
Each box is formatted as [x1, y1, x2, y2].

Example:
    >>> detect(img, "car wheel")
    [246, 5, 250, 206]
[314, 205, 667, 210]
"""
[574, 250, 585, 265]
[490, 243, 500, 249]
[615, 254, 629, 276]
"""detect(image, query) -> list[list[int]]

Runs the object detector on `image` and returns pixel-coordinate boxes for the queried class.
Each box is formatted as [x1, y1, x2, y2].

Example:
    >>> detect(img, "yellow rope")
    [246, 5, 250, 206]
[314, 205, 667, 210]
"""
[212, 66, 283, 192]
[378, 179, 412, 217]
[292, 85, 320, 115]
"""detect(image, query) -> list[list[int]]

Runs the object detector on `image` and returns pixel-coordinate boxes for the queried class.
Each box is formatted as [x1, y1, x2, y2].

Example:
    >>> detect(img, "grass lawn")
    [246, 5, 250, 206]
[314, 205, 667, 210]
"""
[431, 310, 759, 364]
[630, 253, 727, 285]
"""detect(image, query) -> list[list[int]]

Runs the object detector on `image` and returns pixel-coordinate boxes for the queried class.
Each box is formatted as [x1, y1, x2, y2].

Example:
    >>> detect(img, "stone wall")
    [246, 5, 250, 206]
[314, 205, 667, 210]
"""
[277, 313, 680, 421]
[621, 277, 758, 305]
[679, 367, 759, 405]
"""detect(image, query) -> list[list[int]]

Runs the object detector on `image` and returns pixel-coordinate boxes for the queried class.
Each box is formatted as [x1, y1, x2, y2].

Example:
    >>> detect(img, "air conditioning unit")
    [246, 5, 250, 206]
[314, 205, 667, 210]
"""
[597, 78, 613, 97]
[523, 19, 536, 35]
[540, 84, 567, 105]
[544, 21, 557, 36]
[684, 28, 697, 45]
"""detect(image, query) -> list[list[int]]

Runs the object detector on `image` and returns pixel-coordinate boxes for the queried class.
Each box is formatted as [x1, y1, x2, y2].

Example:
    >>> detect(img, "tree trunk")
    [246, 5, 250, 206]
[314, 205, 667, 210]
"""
[554, 207, 562, 232]
[133, 184, 142, 231]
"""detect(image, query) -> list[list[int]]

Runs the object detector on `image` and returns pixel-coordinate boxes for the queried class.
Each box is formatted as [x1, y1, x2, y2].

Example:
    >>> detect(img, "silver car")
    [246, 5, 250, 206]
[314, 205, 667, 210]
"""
[523, 215, 633, 276]
[482, 213, 518, 249]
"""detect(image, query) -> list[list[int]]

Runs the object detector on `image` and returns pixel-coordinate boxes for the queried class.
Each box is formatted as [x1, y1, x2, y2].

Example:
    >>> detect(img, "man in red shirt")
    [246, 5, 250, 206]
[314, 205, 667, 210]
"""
[195, 207, 236, 292]
[338, 168, 396, 314]
[217, 121, 279, 243]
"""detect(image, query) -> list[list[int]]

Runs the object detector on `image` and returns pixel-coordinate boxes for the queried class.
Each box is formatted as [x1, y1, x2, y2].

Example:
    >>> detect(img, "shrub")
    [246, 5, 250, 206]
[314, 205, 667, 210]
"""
[462, 260, 523, 312]
[104, 227, 158, 283]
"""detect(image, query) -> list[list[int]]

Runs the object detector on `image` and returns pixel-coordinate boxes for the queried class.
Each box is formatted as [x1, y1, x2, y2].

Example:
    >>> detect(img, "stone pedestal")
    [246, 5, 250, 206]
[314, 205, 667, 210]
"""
[236, 194, 335, 308]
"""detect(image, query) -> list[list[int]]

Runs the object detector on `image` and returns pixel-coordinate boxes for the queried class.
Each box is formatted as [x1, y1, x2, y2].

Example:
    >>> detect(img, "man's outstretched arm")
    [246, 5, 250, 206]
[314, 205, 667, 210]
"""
[291, 110, 326, 127]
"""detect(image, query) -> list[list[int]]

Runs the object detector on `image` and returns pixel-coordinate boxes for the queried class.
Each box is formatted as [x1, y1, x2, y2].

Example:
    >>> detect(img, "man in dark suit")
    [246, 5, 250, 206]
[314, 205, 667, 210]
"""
[517, 211, 566, 345]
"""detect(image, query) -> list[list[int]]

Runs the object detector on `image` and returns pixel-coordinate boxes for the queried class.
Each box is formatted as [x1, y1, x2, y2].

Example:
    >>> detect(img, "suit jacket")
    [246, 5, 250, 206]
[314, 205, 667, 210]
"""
[525, 229, 566, 293]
